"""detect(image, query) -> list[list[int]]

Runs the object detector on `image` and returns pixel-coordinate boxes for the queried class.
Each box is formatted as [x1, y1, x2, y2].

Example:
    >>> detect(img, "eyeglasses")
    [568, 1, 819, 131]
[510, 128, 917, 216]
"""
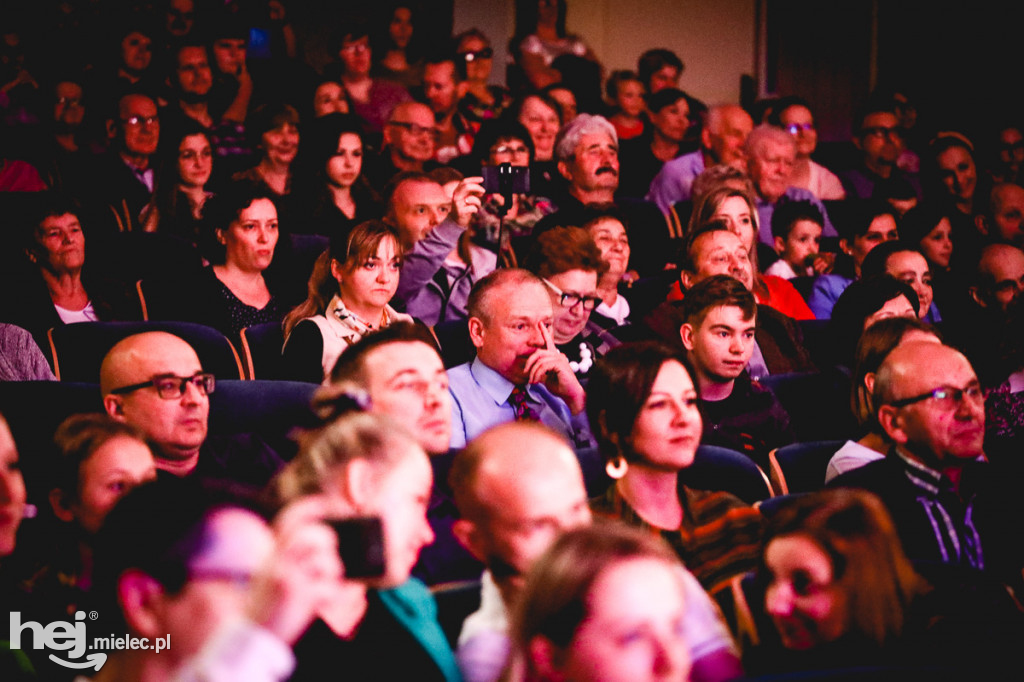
[862, 126, 901, 139]
[542, 278, 601, 312]
[388, 120, 439, 139]
[340, 42, 369, 55]
[122, 115, 159, 127]
[491, 144, 530, 157]
[785, 122, 814, 135]
[187, 567, 253, 588]
[110, 372, 216, 399]
[887, 384, 983, 410]
[460, 48, 493, 62]
[57, 96, 82, 107]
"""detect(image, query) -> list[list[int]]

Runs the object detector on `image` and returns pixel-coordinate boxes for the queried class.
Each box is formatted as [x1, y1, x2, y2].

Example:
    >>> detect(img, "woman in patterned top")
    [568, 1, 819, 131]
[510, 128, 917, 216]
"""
[281, 220, 412, 383]
[586, 341, 762, 595]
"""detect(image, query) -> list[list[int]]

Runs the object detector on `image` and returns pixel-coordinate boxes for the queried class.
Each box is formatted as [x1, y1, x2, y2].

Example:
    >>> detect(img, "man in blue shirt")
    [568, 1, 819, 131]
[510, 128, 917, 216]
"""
[448, 268, 592, 450]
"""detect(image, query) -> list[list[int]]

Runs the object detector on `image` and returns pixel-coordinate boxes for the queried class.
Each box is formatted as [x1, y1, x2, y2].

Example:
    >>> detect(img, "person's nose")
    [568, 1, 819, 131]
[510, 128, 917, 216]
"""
[652, 631, 689, 678]
[765, 583, 793, 617]
[528, 321, 547, 348]
[181, 378, 205, 405]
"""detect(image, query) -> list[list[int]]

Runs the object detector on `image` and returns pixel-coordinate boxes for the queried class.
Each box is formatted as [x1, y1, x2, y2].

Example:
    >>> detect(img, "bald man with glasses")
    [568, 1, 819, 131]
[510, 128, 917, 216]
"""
[101, 331, 282, 484]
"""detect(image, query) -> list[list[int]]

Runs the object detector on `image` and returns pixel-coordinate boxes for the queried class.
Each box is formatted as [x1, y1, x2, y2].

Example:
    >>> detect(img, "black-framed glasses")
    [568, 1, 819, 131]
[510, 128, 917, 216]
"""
[388, 120, 439, 139]
[786, 122, 814, 135]
[460, 48, 493, 62]
[543, 278, 601, 312]
[862, 126, 901, 139]
[887, 384, 983, 410]
[122, 115, 159, 127]
[110, 372, 215, 399]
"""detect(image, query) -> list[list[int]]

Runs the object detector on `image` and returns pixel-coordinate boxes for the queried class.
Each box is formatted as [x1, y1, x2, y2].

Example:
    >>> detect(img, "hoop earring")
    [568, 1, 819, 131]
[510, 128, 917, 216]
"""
[605, 456, 628, 480]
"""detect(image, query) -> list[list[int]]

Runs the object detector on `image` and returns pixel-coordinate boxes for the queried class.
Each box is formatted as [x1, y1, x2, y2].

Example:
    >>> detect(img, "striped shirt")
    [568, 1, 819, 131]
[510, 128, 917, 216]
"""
[591, 483, 763, 596]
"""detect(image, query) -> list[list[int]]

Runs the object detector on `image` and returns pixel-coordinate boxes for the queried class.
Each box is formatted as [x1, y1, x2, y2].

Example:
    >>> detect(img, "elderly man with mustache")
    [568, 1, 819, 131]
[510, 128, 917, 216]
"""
[530, 114, 671, 277]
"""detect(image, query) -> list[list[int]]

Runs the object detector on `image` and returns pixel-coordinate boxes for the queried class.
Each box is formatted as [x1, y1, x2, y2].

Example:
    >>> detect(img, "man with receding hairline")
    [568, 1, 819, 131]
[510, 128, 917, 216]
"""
[450, 422, 742, 682]
[831, 341, 994, 569]
[647, 103, 754, 213]
[447, 269, 592, 450]
[101, 331, 282, 483]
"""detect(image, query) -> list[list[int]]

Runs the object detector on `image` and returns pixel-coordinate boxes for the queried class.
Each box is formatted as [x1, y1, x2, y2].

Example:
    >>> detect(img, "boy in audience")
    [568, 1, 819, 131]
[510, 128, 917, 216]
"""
[680, 275, 793, 466]
[765, 199, 829, 279]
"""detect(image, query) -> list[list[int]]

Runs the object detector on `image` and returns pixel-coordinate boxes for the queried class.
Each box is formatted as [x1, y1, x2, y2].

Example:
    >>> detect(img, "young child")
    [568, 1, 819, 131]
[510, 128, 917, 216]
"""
[606, 70, 646, 141]
[766, 199, 829, 279]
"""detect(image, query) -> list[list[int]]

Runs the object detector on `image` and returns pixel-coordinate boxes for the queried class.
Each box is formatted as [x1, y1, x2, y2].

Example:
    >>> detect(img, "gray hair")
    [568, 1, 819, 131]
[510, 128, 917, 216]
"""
[745, 123, 796, 159]
[555, 114, 618, 163]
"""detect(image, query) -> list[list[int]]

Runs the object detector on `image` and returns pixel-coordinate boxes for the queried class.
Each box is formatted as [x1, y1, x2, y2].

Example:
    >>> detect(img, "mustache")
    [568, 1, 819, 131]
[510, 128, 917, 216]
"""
[596, 165, 618, 176]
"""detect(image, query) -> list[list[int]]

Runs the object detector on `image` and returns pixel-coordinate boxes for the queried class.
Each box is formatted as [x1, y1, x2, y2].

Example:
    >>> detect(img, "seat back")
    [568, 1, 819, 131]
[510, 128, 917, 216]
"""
[681, 444, 774, 503]
[239, 322, 286, 380]
[768, 440, 845, 494]
[432, 319, 475, 369]
[759, 371, 855, 442]
[0, 381, 103, 499]
[48, 321, 244, 383]
[209, 380, 320, 460]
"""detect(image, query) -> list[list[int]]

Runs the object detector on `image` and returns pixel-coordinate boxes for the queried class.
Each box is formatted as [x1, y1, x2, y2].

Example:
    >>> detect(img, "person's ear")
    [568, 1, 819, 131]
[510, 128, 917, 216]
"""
[700, 126, 713, 152]
[839, 237, 854, 257]
[456, 81, 469, 100]
[451, 518, 487, 561]
[330, 258, 344, 286]
[679, 269, 694, 290]
[49, 488, 76, 523]
[215, 228, 227, 246]
[344, 459, 377, 513]
[877, 404, 908, 445]
[24, 246, 38, 264]
[556, 159, 573, 182]
[968, 285, 988, 308]
[680, 322, 696, 351]
[975, 214, 990, 237]
[117, 570, 166, 639]
[104, 394, 127, 420]
[382, 124, 397, 148]
[852, 134, 863, 151]
[106, 118, 118, 140]
[773, 235, 787, 256]
[529, 635, 567, 682]
[864, 371, 876, 395]
[467, 316, 486, 350]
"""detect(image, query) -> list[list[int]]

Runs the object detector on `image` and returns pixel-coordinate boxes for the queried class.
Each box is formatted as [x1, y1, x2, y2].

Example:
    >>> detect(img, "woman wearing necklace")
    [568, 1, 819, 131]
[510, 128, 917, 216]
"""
[523, 226, 620, 382]
[282, 220, 412, 383]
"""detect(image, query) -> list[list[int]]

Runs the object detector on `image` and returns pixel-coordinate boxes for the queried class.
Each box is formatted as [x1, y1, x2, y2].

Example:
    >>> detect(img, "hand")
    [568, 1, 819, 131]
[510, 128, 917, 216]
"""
[810, 252, 835, 275]
[451, 176, 485, 227]
[247, 495, 344, 645]
[523, 322, 586, 414]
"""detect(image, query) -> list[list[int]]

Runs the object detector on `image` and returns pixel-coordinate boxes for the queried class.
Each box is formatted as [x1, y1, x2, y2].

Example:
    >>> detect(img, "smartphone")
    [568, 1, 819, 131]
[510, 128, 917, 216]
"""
[482, 163, 530, 195]
[327, 517, 385, 579]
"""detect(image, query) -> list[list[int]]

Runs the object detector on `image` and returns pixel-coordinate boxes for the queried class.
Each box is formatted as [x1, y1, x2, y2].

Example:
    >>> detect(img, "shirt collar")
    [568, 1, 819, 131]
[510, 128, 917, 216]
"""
[470, 356, 522, 406]
[893, 446, 944, 495]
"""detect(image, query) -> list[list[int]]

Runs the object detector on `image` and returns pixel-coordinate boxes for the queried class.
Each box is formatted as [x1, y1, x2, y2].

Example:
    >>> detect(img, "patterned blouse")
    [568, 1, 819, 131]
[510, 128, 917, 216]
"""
[591, 481, 763, 596]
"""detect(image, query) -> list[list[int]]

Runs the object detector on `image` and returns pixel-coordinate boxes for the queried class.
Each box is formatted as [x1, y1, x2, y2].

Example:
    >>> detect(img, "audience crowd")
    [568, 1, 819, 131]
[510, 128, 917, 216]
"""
[2, 1, 1024, 680]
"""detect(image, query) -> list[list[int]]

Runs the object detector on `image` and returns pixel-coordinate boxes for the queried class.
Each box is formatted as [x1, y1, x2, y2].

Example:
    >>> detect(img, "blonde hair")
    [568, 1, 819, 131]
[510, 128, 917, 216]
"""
[272, 411, 419, 506]
[505, 522, 684, 681]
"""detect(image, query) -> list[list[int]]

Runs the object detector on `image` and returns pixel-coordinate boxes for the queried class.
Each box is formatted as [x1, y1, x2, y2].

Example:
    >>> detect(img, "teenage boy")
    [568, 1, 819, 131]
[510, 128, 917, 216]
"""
[680, 275, 793, 465]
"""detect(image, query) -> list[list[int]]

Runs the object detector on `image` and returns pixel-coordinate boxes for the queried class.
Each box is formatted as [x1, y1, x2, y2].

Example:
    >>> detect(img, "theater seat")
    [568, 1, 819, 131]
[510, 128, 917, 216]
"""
[681, 444, 774, 503]
[432, 319, 475, 369]
[240, 322, 286, 380]
[47, 321, 245, 383]
[0, 381, 102, 500]
[759, 371, 854, 442]
[209, 380, 320, 460]
[767, 440, 845, 494]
